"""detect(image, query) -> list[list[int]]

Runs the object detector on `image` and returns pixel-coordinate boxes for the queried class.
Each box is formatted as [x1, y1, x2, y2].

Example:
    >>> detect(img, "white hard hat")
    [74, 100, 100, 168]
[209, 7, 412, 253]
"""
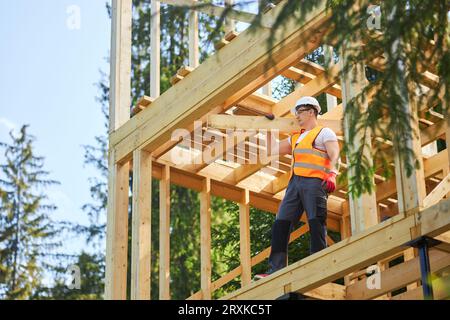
[290, 96, 321, 115]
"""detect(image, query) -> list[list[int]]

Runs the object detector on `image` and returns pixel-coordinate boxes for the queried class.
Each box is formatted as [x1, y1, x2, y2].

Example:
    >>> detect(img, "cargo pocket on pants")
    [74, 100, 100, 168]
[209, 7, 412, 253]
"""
[316, 196, 328, 220]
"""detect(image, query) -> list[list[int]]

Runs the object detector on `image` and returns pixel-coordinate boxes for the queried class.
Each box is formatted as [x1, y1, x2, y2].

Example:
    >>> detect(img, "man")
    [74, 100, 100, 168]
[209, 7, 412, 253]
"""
[255, 96, 340, 280]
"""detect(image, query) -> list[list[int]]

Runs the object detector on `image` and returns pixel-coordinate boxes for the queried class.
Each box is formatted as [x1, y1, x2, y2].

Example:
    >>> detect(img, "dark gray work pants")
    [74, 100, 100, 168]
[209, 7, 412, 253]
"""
[268, 175, 328, 273]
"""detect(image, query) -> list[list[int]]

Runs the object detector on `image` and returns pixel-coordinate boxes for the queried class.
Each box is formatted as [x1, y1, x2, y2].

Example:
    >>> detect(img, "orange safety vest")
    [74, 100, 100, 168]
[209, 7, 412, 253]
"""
[290, 126, 331, 179]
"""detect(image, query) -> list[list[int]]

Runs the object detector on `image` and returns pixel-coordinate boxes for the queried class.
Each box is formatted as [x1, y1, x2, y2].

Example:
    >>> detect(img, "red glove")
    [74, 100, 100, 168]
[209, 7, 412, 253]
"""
[322, 172, 337, 193]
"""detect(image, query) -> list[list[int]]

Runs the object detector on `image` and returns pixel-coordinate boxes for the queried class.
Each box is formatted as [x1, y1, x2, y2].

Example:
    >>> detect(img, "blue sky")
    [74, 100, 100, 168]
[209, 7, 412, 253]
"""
[0, 0, 111, 254]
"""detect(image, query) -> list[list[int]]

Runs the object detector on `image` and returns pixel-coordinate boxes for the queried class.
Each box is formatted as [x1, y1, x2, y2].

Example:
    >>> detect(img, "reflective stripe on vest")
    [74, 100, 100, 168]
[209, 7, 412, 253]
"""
[293, 148, 330, 159]
[291, 126, 332, 179]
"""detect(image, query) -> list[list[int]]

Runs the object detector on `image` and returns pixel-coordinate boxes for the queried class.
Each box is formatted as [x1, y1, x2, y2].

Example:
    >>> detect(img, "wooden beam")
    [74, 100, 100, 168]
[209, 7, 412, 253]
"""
[239, 189, 252, 287]
[188, 0, 199, 68]
[159, 165, 171, 300]
[200, 177, 212, 299]
[207, 115, 342, 136]
[393, 92, 427, 216]
[339, 41, 378, 233]
[131, 150, 152, 300]
[110, 1, 331, 162]
[109, 0, 132, 132]
[221, 197, 450, 300]
[105, 151, 130, 299]
[151, 0, 160, 98]
[105, 0, 132, 300]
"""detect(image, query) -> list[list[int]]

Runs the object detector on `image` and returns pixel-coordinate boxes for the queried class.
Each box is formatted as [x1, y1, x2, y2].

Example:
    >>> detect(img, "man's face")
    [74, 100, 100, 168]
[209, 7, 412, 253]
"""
[294, 106, 314, 125]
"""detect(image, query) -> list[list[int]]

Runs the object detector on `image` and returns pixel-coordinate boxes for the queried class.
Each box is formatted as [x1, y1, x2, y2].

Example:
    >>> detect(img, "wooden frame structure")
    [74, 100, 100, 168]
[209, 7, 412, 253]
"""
[105, 0, 450, 300]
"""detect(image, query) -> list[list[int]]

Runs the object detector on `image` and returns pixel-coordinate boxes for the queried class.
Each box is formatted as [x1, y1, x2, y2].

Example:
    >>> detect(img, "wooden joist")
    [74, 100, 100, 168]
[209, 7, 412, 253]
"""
[215, 30, 239, 50]
[131, 95, 154, 116]
[170, 65, 195, 85]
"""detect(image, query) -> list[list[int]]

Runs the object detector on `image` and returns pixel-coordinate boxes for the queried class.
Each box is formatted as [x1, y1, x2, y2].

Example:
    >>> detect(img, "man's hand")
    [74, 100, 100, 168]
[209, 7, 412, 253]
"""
[322, 172, 337, 193]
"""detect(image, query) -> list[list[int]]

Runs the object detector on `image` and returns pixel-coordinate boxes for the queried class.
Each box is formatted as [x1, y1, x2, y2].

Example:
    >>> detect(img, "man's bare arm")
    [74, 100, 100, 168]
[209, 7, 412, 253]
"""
[273, 138, 291, 156]
[324, 140, 340, 173]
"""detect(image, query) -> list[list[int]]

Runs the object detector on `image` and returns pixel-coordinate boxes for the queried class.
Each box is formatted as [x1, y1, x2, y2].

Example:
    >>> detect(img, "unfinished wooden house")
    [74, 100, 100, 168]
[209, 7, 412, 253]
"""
[105, 0, 450, 300]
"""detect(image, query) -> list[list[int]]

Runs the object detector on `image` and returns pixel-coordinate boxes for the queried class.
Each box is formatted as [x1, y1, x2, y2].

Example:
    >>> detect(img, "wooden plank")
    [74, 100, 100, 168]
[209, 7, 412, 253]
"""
[339, 41, 378, 234]
[423, 173, 450, 208]
[200, 178, 212, 299]
[159, 165, 171, 299]
[151, 0, 160, 98]
[131, 150, 152, 300]
[109, 0, 132, 132]
[239, 189, 252, 287]
[221, 198, 450, 300]
[105, 151, 130, 299]
[346, 249, 450, 300]
[207, 115, 342, 135]
[110, 1, 331, 162]
[188, 1, 199, 68]
[306, 283, 346, 300]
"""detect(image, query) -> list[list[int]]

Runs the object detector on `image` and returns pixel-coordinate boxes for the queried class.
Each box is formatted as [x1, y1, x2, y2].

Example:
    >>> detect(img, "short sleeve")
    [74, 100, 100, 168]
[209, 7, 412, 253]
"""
[320, 127, 338, 143]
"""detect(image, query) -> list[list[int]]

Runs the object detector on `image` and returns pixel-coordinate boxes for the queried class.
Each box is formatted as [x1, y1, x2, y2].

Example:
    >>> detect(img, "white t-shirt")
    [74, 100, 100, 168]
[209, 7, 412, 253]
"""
[288, 127, 337, 151]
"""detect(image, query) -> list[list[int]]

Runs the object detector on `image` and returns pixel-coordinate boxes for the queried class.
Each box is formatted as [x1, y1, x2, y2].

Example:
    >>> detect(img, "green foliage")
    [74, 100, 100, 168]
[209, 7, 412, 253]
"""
[33, 252, 105, 300]
[0, 125, 61, 299]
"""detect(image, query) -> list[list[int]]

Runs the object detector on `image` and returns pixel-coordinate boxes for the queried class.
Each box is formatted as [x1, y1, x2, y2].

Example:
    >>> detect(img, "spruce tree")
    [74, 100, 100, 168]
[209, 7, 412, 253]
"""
[0, 125, 60, 299]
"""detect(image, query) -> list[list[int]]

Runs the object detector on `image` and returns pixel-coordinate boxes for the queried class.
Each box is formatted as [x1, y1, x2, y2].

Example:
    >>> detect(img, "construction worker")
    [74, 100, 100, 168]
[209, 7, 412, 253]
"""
[255, 96, 340, 280]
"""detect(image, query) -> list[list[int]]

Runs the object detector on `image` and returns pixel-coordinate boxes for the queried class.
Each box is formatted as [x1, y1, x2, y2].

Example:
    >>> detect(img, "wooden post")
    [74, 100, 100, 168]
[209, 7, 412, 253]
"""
[189, 0, 199, 68]
[151, 0, 161, 98]
[200, 178, 212, 299]
[324, 45, 337, 111]
[225, 0, 235, 33]
[239, 189, 251, 287]
[159, 165, 171, 300]
[105, 151, 130, 299]
[403, 248, 419, 291]
[259, 0, 271, 97]
[109, 0, 132, 133]
[131, 150, 152, 300]
[388, 7, 426, 216]
[340, 42, 378, 234]
[105, 0, 132, 300]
